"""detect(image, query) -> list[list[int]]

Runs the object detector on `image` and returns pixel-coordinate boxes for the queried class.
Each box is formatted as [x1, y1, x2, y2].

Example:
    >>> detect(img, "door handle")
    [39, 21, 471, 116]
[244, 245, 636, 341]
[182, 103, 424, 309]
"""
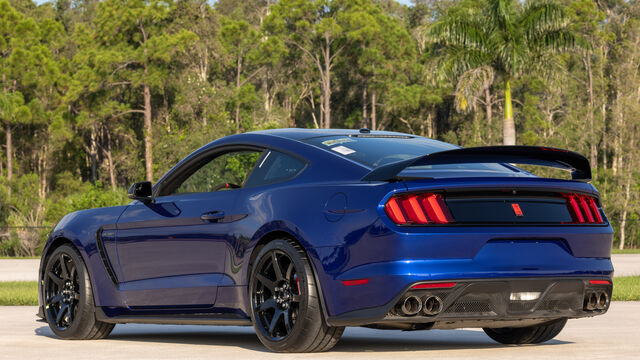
[201, 211, 225, 222]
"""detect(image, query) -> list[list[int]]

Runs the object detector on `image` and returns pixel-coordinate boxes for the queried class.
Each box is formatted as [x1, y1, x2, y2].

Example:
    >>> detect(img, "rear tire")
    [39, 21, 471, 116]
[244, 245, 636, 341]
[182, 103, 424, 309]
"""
[43, 244, 114, 340]
[483, 318, 567, 344]
[249, 239, 344, 352]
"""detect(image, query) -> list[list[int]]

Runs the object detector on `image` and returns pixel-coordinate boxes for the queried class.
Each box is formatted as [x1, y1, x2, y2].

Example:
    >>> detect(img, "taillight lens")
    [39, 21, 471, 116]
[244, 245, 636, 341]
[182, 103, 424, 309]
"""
[384, 193, 454, 225]
[563, 193, 604, 224]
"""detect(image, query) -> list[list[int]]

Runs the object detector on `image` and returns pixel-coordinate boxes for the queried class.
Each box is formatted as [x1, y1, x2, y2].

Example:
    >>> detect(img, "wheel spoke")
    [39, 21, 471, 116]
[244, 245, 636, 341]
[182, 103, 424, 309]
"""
[56, 303, 68, 325]
[67, 303, 74, 323]
[59, 255, 70, 279]
[283, 310, 292, 333]
[256, 273, 276, 291]
[69, 263, 77, 281]
[47, 293, 63, 305]
[47, 271, 63, 287]
[285, 263, 294, 280]
[256, 298, 277, 313]
[268, 309, 282, 336]
[271, 252, 284, 281]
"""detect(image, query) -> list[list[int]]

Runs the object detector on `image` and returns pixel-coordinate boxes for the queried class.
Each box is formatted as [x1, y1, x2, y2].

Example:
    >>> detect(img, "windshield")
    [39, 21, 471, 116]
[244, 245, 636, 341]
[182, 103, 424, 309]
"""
[302, 135, 518, 175]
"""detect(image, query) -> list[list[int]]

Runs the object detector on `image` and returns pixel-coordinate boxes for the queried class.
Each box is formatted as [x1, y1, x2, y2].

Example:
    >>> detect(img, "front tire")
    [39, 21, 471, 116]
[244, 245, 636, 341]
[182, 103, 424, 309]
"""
[483, 318, 567, 344]
[249, 239, 344, 352]
[43, 244, 114, 339]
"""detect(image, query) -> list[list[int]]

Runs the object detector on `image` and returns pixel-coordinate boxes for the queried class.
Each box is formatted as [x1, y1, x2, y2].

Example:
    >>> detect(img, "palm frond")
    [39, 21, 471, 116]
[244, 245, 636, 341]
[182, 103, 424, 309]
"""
[488, 0, 514, 31]
[520, 0, 568, 40]
[434, 46, 492, 81]
[454, 66, 495, 113]
[528, 29, 582, 53]
[426, 18, 489, 51]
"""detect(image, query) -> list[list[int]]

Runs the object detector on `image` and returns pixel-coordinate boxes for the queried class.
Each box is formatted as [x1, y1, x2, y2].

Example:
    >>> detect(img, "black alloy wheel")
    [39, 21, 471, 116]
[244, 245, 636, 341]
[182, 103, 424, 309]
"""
[44, 252, 79, 330]
[43, 244, 114, 339]
[253, 249, 301, 340]
[249, 239, 344, 352]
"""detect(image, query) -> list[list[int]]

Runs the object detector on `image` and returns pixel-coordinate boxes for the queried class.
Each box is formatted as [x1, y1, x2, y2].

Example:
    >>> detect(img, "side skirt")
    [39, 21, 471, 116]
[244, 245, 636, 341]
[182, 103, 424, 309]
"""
[95, 307, 252, 326]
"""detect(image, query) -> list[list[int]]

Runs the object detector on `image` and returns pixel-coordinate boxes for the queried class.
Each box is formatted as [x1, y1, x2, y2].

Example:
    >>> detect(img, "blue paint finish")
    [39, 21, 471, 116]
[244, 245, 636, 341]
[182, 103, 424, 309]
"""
[39, 129, 614, 324]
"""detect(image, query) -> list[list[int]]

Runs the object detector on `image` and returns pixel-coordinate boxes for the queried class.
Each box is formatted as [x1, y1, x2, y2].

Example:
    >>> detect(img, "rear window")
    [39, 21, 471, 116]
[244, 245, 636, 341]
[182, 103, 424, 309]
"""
[302, 135, 516, 174]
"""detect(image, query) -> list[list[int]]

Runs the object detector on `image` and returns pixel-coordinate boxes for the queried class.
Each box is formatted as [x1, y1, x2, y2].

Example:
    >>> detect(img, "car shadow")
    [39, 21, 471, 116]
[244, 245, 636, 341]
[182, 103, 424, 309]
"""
[34, 325, 572, 353]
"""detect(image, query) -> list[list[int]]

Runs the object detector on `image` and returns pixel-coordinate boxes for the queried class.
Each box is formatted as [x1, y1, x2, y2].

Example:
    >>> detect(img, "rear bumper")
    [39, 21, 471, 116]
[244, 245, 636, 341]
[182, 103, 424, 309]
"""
[326, 277, 612, 328]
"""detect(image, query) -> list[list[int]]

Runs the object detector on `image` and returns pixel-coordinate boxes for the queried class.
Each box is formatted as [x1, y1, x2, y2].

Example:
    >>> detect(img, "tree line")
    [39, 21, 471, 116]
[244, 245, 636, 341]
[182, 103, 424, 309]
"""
[0, 0, 639, 255]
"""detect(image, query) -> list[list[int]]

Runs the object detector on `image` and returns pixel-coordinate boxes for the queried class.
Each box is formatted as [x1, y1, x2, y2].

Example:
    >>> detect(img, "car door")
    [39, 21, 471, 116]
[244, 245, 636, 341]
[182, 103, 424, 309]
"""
[115, 148, 263, 308]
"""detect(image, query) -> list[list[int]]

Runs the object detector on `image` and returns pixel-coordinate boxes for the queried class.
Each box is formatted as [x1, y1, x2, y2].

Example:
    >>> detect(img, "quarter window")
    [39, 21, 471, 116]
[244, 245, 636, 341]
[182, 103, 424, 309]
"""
[244, 150, 306, 188]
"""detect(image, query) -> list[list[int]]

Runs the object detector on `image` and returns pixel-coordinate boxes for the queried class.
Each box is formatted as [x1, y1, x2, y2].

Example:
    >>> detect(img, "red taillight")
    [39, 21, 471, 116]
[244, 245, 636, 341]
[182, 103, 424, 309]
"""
[411, 282, 456, 289]
[563, 193, 604, 224]
[384, 193, 454, 225]
[385, 197, 407, 224]
[589, 280, 611, 285]
[587, 197, 603, 223]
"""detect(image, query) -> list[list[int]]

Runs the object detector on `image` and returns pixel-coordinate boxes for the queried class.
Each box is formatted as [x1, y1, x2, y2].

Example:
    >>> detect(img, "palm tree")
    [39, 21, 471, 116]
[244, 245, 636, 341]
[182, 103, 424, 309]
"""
[428, 0, 581, 145]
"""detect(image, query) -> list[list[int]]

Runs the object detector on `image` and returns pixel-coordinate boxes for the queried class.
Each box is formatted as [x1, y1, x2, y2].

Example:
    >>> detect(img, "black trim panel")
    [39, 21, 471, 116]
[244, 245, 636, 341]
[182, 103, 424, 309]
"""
[96, 227, 119, 285]
[95, 306, 252, 326]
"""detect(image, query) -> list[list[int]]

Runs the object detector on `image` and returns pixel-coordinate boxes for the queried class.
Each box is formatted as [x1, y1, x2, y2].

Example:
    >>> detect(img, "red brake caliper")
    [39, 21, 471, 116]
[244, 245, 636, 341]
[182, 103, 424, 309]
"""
[295, 275, 301, 295]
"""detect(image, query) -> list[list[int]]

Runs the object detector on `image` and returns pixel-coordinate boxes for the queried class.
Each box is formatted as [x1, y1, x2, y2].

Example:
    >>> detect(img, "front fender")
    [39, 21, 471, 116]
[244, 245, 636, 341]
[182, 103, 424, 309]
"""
[39, 206, 129, 309]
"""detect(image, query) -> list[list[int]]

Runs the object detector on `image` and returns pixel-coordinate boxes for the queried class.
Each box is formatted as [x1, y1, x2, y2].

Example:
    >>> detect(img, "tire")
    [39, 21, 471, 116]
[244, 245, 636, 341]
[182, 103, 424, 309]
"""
[42, 244, 115, 340]
[483, 318, 567, 344]
[249, 239, 344, 352]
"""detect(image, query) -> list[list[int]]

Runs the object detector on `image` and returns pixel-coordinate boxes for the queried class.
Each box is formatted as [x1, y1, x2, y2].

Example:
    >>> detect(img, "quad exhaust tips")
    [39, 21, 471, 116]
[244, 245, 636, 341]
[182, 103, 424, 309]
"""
[584, 291, 609, 311]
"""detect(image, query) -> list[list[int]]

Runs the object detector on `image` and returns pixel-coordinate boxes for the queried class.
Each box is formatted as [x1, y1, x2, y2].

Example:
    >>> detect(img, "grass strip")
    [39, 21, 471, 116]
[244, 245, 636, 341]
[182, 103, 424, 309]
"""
[612, 276, 640, 301]
[0, 281, 38, 306]
[611, 249, 640, 254]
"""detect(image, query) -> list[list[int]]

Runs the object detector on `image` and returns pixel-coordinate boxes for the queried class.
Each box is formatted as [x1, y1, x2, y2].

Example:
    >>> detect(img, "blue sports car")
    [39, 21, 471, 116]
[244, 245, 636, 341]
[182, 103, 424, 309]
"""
[38, 128, 613, 352]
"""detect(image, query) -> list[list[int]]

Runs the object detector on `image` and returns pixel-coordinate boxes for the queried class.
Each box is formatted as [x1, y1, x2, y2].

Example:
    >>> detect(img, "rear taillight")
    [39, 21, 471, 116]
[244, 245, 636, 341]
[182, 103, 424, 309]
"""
[563, 193, 604, 224]
[384, 193, 454, 225]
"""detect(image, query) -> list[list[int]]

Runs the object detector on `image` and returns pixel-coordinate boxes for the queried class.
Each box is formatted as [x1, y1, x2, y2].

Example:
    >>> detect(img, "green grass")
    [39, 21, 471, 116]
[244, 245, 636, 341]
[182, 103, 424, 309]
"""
[0, 281, 38, 305]
[0, 256, 39, 259]
[612, 276, 640, 301]
[0, 277, 637, 305]
[612, 249, 640, 254]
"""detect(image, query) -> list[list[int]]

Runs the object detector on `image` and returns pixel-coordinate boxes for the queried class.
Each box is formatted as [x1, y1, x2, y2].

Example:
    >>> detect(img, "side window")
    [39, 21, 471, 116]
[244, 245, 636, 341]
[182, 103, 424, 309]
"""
[244, 150, 307, 188]
[172, 150, 262, 195]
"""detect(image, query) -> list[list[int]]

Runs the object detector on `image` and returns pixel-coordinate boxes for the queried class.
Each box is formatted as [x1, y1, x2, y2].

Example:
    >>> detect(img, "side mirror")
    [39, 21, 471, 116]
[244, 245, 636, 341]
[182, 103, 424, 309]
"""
[128, 181, 153, 203]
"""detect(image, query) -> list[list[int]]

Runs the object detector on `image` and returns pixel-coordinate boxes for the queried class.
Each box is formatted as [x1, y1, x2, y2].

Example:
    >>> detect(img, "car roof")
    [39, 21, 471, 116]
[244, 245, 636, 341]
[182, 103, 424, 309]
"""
[250, 128, 415, 141]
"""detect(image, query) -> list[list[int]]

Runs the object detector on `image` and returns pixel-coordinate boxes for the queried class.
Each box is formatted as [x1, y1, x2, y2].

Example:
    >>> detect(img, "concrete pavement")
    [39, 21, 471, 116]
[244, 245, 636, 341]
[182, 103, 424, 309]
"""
[0, 303, 639, 359]
[610, 254, 640, 276]
[0, 259, 39, 281]
[1, 254, 639, 282]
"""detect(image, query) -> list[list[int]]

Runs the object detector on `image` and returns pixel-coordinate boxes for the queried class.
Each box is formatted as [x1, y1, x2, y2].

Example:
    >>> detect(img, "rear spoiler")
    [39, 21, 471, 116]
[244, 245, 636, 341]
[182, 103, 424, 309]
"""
[361, 146, 591, 182]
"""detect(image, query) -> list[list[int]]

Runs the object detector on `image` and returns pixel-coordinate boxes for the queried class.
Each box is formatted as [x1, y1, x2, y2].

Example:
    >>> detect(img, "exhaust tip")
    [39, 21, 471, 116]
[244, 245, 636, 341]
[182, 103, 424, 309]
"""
[596, 292, 608, 310]
[423, 295, 443, 316]
[398, 296, 422, 316]
[585, 292, 598, 311]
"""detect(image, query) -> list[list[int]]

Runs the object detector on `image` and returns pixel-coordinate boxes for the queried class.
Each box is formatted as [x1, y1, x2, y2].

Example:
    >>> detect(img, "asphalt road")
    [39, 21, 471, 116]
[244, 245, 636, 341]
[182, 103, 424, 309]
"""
[0, 303, 639, 359]
[1, 254, 639, 282]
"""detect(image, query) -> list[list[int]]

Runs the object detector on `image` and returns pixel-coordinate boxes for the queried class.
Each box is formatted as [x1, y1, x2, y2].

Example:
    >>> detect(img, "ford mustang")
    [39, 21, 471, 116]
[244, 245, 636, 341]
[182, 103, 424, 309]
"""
[38, 128, 613, 352]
